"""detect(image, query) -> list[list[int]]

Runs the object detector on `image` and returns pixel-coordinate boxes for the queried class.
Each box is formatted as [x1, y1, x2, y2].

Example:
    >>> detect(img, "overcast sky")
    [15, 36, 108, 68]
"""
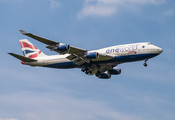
[0, 0, 175, 120]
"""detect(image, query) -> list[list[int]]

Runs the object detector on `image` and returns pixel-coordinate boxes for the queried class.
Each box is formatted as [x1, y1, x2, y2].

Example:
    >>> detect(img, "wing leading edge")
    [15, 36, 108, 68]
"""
[19, 30, 58, 45]
[19, 29, 87, 55]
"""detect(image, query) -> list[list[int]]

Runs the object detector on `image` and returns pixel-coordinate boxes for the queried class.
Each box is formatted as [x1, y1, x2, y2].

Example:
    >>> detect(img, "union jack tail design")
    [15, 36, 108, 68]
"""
[19, 39, 47, 58]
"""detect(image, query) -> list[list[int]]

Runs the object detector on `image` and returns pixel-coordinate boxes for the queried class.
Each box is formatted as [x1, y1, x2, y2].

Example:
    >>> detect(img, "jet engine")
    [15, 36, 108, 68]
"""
[57, 44, 70, 51]
[108, 68, 121, 75]
[86, 52, 99, 59]
[96, 72, 111, 79]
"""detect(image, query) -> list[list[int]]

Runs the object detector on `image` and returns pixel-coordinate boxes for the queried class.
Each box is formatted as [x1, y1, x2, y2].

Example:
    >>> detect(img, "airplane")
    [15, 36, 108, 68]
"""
[8, 30, 163, 79]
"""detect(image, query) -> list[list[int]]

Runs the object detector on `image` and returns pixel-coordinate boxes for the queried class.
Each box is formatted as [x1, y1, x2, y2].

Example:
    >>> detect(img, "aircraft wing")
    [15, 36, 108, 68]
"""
[19, 30, 59, 45]
[19, 30, 114, 65]
[8, 53, 37, 62]
[19, 30, 87, 55]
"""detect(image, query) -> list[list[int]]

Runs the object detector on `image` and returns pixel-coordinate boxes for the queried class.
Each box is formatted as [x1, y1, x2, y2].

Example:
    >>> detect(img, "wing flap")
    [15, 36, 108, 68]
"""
[8, 53, 37, 62]
[66, 54, 88, 65]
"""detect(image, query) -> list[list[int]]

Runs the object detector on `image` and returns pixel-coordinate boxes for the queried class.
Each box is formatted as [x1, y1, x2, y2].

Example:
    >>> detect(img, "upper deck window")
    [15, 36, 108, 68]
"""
[148, 43, 152, 45]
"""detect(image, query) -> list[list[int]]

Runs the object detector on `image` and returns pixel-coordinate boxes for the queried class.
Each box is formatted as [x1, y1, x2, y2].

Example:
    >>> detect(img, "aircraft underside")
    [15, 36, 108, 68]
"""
[42, 53, 159, 79]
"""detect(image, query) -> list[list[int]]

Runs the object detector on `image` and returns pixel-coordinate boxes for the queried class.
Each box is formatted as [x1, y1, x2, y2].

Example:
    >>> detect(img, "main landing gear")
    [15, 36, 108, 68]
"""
[81, 67, 92, 75]
[143, 58, 148, 67]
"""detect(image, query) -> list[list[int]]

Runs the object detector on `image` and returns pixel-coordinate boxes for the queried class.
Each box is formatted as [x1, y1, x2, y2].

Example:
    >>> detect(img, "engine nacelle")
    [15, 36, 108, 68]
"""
[57, 44, 70, 51]
[86, 52, 99, 59]
[108, 68, 121, 75]
[98, 72, 111, 79]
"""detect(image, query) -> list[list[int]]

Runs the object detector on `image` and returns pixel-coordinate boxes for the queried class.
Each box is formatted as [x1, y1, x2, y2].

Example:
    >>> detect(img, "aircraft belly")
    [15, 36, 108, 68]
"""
[33, 53, 159, 69]
[43, 62, 78, 69]
[43, 57, 78, 69]
[115, 53, 159, 63]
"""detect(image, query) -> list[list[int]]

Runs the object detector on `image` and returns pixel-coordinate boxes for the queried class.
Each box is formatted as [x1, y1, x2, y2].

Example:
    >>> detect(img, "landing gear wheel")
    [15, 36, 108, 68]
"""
[85, 71, 89, 74]
[88, 71, 92, 74]
[81, 68, 86, 72]
[143, 58, 148, 67]
[95, 71, 101, 77]
[81, 66, 89, 73]
[143, 63, 147, 67]
[85, 70, 92, 75]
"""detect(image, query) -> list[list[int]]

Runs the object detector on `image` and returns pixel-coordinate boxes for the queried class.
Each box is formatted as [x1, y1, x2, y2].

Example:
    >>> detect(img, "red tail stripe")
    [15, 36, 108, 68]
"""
[28, 51, 41, 58]
[20, 42, 38, 49]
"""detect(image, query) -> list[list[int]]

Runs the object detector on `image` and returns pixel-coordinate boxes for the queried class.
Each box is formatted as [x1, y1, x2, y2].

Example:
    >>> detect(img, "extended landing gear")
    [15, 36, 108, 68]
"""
[143, 59, 148, 67]
[95, 71, 101, 77]
[81, 67, 92, 75]
[143, 63, 147, 67]
[85, 70, 92, 75]
[81, 68, 86, 72]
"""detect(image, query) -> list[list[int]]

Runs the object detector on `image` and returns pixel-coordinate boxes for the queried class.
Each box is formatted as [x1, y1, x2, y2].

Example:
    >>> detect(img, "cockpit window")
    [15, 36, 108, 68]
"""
[148, 43, 152, 45]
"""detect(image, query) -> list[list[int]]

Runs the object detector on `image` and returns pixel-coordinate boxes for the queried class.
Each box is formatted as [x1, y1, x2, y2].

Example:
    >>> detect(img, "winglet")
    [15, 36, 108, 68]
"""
[19, 29, 28, 35]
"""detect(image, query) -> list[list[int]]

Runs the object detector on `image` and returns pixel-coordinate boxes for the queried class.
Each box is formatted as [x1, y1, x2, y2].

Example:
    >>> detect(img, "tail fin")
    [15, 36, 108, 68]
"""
[19, 39, 47, 58]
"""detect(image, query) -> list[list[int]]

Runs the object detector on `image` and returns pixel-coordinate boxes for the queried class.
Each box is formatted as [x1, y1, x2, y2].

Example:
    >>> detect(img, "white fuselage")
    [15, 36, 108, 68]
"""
[23, 42, 163, 68]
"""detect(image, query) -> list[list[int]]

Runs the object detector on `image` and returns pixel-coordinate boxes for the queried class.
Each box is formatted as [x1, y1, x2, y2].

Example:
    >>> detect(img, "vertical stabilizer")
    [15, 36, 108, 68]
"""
[19, 39, 47, 58]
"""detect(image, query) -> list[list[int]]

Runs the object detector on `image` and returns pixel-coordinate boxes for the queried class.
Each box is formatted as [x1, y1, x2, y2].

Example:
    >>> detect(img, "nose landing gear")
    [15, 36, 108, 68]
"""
[143, 63, 147, 67]
[143, 59, 148, 67]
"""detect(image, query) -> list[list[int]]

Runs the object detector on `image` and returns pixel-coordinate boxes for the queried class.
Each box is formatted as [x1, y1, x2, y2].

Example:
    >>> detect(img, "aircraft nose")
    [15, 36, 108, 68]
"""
[158, 47, 163, 54]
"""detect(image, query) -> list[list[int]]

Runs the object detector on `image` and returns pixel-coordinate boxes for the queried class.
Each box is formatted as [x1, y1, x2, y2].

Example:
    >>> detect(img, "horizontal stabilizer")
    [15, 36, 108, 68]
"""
[8, 53, 37, 62]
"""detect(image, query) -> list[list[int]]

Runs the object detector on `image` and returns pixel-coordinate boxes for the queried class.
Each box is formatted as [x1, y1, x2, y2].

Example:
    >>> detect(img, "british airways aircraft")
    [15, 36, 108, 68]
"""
[8, 30, 163, 79]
